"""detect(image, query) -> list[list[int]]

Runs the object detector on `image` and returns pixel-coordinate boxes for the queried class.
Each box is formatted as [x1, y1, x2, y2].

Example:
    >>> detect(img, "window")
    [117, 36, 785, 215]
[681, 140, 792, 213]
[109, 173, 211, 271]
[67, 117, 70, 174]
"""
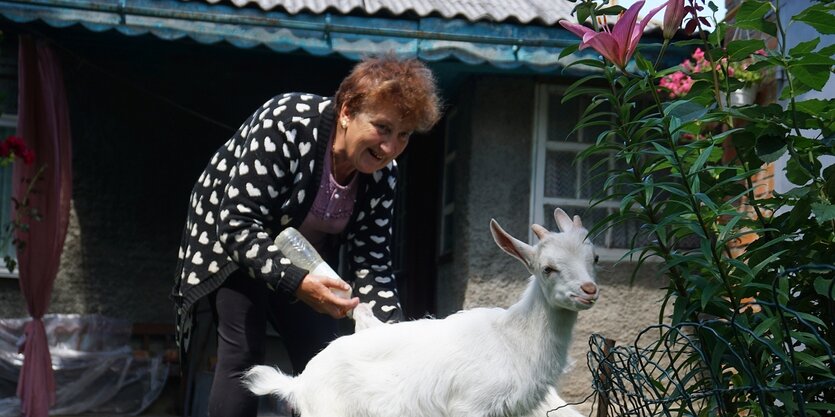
[438, 108, 459, 258]
[0, 114, 17, 277]
[531, 85, 645, 260]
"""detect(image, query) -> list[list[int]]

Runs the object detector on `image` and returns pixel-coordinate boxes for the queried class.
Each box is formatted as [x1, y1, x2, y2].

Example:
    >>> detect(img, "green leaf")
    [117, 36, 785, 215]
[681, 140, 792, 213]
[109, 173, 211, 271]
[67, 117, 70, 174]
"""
[792, 3, 835, 35]
[735, 0, 777, 37]
[755, 135, 787, 163]
[596, 5, 626, 16]
[727, 39, 766, 62]
[820, 43, 835, 57]
[813, 277, 835, 298]
[793, 351, 832, 373]
[786, 156, 814, 185]
[788, 54, 835, 91]
[576, 3, 594, 25]
[634, 52, 653, 73]
[811, 202, 835, 223]
[824, 164, 835, 197]
[789, 38, 820, 55]
[664, 99, 708, 124]
[559, 43, 581, 60]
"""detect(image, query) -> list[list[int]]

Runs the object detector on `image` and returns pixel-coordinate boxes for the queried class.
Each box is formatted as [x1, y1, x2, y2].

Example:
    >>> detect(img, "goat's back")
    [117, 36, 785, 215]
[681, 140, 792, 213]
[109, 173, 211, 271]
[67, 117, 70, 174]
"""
[289, 306, 536, 417]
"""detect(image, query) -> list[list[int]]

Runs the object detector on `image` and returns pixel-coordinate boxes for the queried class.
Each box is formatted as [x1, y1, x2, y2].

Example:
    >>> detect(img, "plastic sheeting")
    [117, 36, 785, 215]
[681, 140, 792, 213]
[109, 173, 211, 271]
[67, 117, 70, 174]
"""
[0, 314, 168, 416]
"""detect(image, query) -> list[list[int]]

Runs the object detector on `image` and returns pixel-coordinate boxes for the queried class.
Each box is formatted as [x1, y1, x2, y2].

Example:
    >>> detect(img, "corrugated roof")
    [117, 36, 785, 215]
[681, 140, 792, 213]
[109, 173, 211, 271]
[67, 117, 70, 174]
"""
[1, 0, 594, 72]
[199, 0, 577, 25]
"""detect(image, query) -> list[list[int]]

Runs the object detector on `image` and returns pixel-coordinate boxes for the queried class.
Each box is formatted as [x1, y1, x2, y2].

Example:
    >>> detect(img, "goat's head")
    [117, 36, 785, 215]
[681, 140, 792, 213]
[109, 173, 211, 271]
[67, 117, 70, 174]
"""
[490, 208, 599, 311]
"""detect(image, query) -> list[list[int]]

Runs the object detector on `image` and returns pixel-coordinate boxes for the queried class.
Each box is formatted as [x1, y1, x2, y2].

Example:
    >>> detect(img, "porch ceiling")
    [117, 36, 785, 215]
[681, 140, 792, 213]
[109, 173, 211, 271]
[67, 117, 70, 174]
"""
[0, 0, 584, 72]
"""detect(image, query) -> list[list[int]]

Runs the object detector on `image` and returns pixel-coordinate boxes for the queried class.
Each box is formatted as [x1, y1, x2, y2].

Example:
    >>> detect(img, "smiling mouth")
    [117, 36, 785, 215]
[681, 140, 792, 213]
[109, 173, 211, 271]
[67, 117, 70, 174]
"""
[369, 149, 384, 161]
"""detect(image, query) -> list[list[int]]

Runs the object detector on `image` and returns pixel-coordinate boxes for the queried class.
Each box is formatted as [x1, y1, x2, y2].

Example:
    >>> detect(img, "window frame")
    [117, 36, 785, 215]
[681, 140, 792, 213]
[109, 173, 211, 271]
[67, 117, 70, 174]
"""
[0, 113, 18, 278]
[530, 84, 631, 261]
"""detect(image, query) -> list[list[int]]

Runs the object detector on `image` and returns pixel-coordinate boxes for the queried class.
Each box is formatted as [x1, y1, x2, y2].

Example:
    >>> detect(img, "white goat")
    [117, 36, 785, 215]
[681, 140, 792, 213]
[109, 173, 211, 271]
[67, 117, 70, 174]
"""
[245, 208, 599, 417]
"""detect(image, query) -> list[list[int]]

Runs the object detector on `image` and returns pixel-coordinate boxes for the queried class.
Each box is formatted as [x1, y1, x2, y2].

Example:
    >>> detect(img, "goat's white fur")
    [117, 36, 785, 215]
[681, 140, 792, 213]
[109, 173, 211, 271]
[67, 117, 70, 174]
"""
[245, 208, 598, 417]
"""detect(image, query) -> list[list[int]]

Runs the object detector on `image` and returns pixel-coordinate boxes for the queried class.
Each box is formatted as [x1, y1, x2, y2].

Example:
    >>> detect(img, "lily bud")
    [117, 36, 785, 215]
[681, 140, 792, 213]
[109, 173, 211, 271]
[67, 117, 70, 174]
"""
[663, 0, 686, 40]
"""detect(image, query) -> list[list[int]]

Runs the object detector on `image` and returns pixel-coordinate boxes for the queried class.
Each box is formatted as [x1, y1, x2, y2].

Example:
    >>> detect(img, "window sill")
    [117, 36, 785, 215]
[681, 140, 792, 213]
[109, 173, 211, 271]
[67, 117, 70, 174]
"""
[0, 266, 19, 279]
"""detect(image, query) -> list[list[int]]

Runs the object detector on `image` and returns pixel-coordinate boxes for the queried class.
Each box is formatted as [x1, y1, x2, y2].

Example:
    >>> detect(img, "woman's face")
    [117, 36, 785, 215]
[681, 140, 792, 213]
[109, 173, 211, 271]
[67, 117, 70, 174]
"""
[338, 103, 413, 174]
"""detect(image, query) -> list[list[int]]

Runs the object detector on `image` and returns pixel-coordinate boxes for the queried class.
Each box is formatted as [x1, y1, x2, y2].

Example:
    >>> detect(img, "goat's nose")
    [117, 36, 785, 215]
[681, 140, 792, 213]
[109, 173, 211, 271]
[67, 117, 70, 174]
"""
[581, 282, 598, 295]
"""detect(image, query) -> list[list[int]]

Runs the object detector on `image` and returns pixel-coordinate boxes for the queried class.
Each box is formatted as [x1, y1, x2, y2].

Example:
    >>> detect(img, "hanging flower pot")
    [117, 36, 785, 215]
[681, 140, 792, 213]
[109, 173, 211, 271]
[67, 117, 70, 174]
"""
[728, 85, 758, 106]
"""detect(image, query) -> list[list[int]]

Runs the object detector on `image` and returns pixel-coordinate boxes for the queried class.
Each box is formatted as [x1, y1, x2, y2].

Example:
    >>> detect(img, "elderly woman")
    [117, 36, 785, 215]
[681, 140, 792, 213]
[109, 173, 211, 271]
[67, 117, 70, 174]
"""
[170, 55, 441, 416]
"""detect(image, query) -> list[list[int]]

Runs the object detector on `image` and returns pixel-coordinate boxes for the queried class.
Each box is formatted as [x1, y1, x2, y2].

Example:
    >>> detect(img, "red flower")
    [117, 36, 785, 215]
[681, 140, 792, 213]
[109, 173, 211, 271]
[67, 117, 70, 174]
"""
[0, 140, 9, 158]
[21, 149, 35, 165]
[5, 135, 27, 156]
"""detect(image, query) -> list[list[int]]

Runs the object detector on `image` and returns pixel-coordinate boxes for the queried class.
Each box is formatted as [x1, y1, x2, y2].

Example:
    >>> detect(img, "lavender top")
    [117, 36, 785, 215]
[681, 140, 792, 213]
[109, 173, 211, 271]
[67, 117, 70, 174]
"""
[298, 139, 359, 252]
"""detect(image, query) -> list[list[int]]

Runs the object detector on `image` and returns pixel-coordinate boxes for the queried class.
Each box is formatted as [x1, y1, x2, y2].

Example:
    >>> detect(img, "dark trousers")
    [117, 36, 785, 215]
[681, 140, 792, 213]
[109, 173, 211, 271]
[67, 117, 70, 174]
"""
[207, 269, 339, 417]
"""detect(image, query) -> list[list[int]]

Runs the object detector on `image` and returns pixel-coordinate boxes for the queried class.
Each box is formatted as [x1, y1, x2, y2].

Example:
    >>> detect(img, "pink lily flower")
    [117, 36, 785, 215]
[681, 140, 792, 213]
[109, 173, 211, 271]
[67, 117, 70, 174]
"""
[559, 0, 666, 70]
[663, 0, 686, 40]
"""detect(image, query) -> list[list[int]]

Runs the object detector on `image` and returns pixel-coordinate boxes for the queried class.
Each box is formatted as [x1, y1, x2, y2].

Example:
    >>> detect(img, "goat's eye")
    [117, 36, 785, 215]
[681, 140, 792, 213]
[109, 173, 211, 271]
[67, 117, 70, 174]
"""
[543, 266, 558, 275]
[594, 255, 600, 264]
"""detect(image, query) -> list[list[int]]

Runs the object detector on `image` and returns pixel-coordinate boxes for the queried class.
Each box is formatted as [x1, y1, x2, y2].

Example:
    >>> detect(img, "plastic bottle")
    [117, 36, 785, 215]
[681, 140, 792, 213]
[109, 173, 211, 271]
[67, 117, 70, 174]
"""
[273, 227, 352, 300]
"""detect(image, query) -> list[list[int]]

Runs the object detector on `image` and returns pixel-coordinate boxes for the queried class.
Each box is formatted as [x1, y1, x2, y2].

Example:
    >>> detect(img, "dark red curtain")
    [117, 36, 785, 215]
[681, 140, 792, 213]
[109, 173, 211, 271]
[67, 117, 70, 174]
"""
[13, 36, 73, 417]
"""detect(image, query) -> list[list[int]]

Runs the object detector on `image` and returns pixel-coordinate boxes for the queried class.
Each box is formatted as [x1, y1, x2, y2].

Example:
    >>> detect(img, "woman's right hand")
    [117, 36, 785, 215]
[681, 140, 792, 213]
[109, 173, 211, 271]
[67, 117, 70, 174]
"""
[295, 274, 360, 319]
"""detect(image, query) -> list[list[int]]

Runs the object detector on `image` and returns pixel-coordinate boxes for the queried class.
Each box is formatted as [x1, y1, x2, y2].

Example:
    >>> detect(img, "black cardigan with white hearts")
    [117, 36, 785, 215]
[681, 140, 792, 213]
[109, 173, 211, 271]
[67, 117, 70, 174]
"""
[171, 92, 403, 339]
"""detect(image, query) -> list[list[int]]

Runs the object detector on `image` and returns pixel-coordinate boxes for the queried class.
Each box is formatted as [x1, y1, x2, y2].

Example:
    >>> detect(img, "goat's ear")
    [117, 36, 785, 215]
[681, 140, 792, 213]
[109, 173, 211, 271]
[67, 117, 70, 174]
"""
[531, 224, 549, 240]
[490, 219, 535, 269]
[553, 208, 575, 233]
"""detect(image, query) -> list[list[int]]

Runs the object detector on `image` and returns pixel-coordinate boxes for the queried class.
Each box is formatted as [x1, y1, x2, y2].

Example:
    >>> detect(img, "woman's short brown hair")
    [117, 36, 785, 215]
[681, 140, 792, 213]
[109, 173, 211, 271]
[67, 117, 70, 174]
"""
[335, 54, 442, 133]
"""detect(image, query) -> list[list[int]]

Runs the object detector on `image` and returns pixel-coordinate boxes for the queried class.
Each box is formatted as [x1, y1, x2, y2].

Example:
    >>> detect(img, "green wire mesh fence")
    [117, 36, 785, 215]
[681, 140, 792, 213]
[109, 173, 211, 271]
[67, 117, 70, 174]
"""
[586, 267, 834, 417]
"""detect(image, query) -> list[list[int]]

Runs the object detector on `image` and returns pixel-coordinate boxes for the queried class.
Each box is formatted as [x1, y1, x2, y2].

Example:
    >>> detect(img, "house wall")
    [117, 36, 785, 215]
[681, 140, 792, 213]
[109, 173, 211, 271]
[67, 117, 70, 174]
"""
[437, 75, 670, 413]
[0, 29, 353, 323]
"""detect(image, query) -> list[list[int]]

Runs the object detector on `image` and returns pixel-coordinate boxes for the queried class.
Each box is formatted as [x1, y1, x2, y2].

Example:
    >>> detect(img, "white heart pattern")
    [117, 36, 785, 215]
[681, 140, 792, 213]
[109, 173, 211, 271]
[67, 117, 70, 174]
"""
[375, 276, 392, 284]
[208, 261, 219, 273]
[238, 163, 249, 175]
[246, 183, 261, 197]
[299, 142, 311, 156]
[198, 232, 209, 244]
[378, 290, 394, 298]
[192, 252, 203, 265]
[296, 103, 310, 112]
[245, 244, 259, 259]
[264, 137, 276, 152]
[254, 160, 268, 175]
[187, 272, 200, 285]
[374, 218, 389, 227]
[359, 285, 373, 295]
[370, 235, 385, 244]
[381, 305, 396, 312]
[227, 186, 239, 198]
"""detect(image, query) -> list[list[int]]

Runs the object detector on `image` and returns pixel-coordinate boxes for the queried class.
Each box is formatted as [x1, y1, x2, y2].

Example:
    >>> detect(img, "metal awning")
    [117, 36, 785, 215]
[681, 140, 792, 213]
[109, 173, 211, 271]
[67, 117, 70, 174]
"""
[0, 0, 585, 71]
